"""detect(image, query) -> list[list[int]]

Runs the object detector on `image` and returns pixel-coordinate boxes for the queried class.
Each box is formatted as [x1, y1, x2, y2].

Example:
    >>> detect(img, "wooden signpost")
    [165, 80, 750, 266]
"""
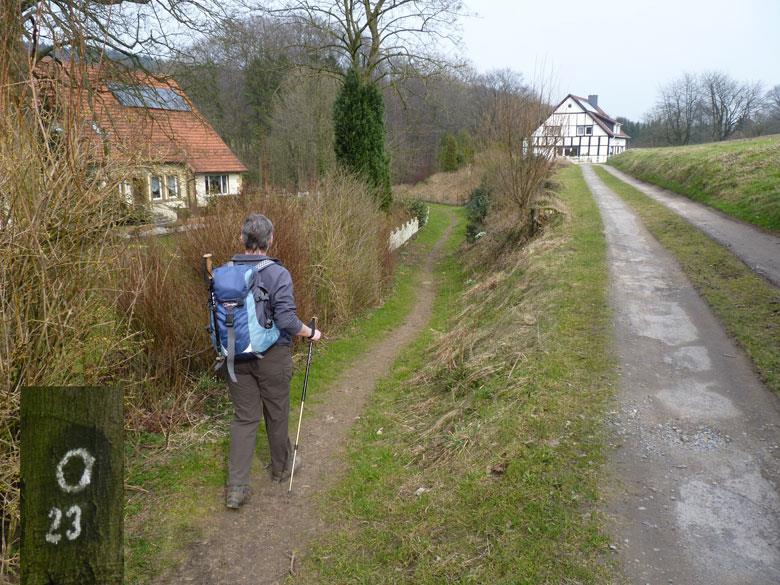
[20, 386, 123, 585]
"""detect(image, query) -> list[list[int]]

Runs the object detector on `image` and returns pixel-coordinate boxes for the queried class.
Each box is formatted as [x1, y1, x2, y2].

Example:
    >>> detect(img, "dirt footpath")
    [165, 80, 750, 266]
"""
[582, 164, 780, 585]
[159, 214, 456, 585]
[601, 165, 780, 287]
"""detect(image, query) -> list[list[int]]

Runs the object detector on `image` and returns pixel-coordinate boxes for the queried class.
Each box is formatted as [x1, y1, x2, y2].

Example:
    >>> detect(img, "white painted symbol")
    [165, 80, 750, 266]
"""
[45, 507, 62, 544]
[46, 447, 94, 544]
[64, 505, 82, 541]
[44, 505, 83, 544]
[55, 448, 95, 494]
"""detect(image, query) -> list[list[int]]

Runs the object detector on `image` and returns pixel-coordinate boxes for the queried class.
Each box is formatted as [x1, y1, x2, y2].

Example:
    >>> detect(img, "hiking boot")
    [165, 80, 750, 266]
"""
[225, 485, 251, 509]
[272, 456, 302, 483]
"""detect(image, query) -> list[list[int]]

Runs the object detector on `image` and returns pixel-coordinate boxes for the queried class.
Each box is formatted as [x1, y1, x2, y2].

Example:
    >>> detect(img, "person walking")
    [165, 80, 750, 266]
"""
[223, 213, 321, 509]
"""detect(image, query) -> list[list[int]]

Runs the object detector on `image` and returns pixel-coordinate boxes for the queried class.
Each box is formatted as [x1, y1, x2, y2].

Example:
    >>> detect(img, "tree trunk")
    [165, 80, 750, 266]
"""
[20, 386, 123, 585]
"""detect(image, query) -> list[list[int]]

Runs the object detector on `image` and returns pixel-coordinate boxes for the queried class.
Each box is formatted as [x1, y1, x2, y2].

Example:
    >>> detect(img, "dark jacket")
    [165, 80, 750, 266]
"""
[231, 254, 303, 347]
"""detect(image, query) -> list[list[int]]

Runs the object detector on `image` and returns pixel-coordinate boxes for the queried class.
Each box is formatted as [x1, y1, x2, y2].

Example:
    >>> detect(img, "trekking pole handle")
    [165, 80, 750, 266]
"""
[308, 317, 317, 339]
[202, 253, 213, 284]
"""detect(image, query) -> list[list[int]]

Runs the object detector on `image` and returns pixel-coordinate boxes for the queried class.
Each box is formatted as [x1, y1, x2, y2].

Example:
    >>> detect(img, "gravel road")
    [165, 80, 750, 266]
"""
[583, 164, 780, 585]
[601, 165, 780, 287]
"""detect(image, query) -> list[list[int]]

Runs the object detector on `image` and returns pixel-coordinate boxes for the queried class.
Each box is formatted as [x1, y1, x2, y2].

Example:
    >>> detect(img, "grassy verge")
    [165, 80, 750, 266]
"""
[123, 204, 457, 584]
[293, 164, 618, 584]
[594, 165, 780, 393]
[608, 136, 780, 232]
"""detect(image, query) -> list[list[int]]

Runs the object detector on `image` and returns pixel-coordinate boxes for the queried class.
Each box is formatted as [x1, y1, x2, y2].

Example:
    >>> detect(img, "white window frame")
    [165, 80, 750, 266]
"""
[165, 175, 180, 199]
[577, 125, 593, 136]
[206, 174, 229, 195]
[118, 181, 132, 199]
[149, 175, 162, 201]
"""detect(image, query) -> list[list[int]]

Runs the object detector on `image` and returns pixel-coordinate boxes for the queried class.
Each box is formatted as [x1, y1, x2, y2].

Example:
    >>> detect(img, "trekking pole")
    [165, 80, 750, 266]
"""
[289, 317, 317, 494]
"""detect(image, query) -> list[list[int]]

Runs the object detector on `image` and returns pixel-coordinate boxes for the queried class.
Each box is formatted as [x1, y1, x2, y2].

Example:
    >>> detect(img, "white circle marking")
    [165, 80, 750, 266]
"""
[55, 448, 95, 494]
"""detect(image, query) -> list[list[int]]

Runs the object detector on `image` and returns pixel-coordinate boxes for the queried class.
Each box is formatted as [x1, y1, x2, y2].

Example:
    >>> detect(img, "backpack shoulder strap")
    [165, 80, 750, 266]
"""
[254, 259, 276, 272]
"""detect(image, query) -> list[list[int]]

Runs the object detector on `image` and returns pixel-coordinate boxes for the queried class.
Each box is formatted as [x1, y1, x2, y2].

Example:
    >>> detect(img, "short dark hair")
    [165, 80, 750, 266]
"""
[241, 213, 274, 251]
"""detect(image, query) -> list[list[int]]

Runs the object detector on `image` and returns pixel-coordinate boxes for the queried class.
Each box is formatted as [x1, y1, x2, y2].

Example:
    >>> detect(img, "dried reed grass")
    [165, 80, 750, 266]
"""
[0, 60, 139, 575]
[120, 170, 392, 422]
[393, 163, 481, 205]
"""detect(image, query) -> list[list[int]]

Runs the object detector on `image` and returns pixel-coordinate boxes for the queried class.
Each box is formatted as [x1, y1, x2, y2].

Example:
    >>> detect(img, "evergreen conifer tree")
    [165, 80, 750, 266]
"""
[333, 68, 392, 210]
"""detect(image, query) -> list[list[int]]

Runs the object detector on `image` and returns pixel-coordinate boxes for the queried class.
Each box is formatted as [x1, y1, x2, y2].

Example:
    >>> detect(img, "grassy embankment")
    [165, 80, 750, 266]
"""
[294, 164, 619, 584]
[124, 204, 458, 583]
[608, 135, 780, 232]
[593, 165, 779, 394]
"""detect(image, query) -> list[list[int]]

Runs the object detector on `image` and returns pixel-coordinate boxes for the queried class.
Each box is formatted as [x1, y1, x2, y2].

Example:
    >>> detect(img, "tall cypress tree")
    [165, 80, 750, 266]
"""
[333, 68, 392, 210]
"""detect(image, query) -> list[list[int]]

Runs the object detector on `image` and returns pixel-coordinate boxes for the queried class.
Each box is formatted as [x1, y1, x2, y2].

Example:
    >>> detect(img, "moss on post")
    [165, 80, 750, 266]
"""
[20, 386, 123, 585]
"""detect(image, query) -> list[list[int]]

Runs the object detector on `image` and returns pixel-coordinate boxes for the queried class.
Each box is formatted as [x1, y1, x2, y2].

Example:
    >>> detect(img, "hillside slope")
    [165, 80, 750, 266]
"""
[608, 135, 780, 232]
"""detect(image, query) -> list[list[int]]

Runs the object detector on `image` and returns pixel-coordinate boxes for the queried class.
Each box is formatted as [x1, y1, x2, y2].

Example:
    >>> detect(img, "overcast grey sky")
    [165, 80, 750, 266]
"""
[460, 0, 779, 120]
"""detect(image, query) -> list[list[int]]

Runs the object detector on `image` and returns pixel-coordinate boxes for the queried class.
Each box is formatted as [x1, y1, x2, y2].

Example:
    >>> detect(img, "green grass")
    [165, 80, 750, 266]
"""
[123, 204, 458, 584]
[594, 165, 780, 393]
[608, 135, 780, 232]
[293, 165, 619, 584]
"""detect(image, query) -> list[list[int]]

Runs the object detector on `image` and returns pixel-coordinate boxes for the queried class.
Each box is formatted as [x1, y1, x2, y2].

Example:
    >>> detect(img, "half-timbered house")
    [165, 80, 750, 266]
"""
[532, 94, 629, 163]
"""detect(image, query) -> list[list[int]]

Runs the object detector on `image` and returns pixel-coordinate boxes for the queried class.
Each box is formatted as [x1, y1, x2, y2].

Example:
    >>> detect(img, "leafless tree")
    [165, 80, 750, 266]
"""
[701, 71, 763, 141]
[17, 1, 233, 65]
[477, 69, 557, 228]
[266, 68, 338, 189]
[766, 85, 780, 114]
[655, 73, 700, 145]
[261, 0, 464, 80]
[762, 84, 780, 133]
[383, 67, 482, 181]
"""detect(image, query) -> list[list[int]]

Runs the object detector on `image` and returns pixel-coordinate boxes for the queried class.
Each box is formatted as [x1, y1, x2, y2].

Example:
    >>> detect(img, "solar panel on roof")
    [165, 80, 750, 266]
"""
[108, 83, 190, 111]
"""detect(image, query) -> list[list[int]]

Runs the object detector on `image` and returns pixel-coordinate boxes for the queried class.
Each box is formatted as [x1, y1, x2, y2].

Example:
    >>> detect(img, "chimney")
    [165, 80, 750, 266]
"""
[587, 94, 599, 108]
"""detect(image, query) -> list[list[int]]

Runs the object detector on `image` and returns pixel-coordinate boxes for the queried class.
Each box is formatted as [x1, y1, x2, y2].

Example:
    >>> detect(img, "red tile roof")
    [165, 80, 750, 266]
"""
[36, 60, 247, 174]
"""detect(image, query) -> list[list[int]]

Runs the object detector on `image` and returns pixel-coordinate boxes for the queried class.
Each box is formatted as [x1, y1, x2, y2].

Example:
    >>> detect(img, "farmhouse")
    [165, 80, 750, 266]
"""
[36, 61, 246, 219]
[532, 94, 629, 163]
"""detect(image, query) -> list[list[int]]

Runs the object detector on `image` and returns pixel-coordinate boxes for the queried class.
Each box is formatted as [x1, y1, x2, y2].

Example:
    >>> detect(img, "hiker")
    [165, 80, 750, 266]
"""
[221, 213, 321, 509]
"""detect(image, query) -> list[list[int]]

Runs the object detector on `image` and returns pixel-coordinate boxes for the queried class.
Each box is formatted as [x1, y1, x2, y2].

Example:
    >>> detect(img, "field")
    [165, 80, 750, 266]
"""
[608, 135, 780, 232]
[393, 164, 481, 205]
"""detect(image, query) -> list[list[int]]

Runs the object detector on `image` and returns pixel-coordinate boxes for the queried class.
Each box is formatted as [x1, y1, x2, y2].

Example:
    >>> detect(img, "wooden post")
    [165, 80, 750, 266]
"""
[20, 386, 123, 585]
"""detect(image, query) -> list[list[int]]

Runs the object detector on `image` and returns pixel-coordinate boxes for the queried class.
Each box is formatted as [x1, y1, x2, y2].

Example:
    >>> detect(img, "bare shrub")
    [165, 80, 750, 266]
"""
[121, 171, 391, 420]
[303, 171, 392, 325]
[478, 71, 558, 240]
[0, 62, 138, 575]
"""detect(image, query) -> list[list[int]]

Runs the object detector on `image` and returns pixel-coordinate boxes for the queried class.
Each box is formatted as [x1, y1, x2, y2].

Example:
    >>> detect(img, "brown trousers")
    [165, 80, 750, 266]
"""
[225, 345, 294, 486]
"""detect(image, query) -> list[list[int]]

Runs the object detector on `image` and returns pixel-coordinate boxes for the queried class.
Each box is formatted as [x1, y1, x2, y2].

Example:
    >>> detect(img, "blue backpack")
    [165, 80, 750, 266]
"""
[207, 259, 280, 382]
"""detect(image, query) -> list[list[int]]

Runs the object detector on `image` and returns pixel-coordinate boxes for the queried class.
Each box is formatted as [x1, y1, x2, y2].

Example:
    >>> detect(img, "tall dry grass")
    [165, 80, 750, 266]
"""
[0, 38, 395, 580]
[0, 61, 139, 575]
[120, 170, 393, 425]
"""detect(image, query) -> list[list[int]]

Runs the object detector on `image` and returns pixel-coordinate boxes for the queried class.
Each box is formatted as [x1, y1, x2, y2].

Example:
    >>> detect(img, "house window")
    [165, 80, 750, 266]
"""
[577, 125, 593, 136]
[206, 174, 229, 195]
[166, 175, 180, 199]
[118, 181, 132, 200]
[150, 175, 162, 200]
[564, 146, 579, 157]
